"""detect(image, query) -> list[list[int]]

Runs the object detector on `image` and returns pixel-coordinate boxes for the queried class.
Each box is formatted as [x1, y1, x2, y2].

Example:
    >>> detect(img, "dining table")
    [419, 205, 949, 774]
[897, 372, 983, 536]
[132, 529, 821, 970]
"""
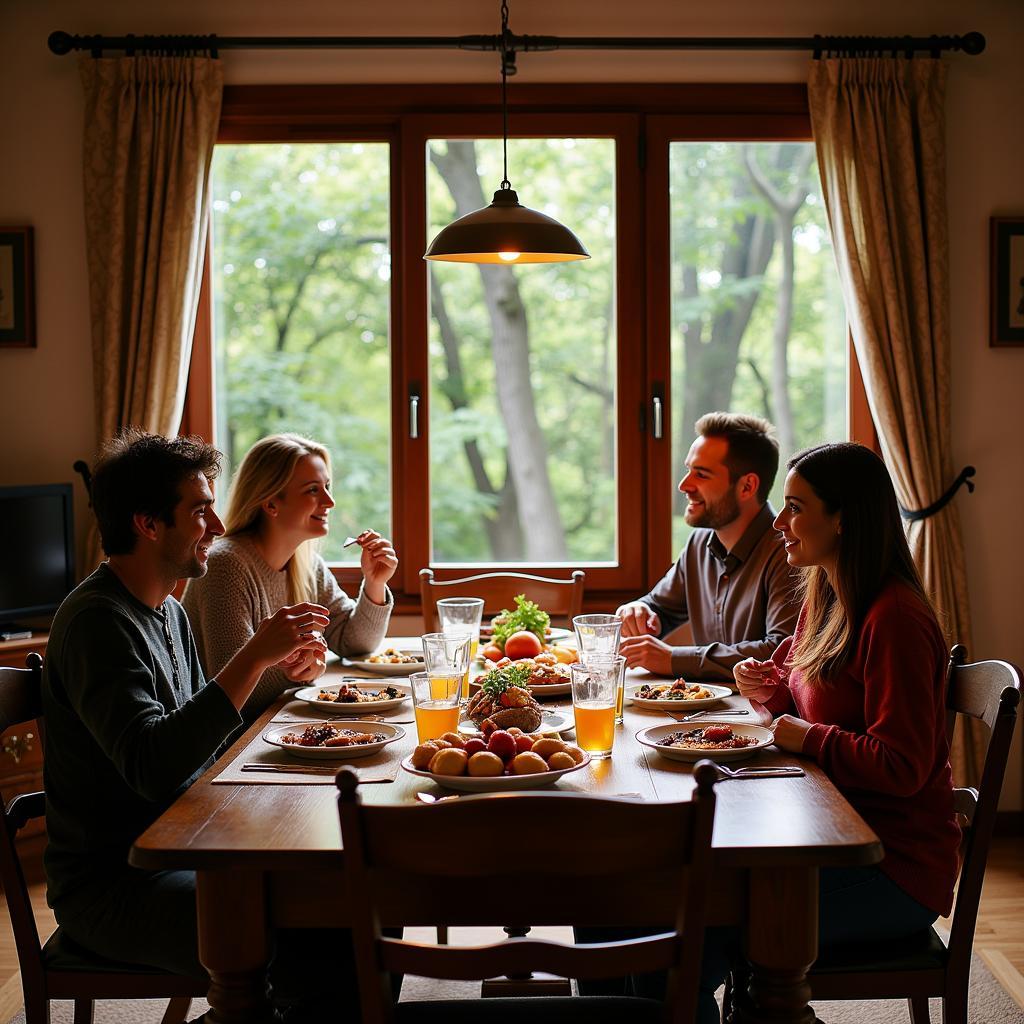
[130, 638, 882, 1024]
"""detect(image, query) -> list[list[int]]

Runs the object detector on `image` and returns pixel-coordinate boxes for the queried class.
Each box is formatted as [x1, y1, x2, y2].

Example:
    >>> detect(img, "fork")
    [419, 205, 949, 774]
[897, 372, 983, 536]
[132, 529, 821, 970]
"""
[664, 708, 750, 723]
[715, 763, 804, 780]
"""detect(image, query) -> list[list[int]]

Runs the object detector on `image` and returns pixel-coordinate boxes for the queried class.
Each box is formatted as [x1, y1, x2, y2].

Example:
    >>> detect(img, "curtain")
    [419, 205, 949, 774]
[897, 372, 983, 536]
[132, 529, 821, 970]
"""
[808, 58, 982, 784]
[79, 54, 222, 566]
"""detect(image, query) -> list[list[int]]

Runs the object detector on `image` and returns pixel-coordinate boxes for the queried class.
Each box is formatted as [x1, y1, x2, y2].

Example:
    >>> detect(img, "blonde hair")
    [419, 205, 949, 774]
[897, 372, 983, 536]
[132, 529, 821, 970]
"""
[224, 433, 332, 604]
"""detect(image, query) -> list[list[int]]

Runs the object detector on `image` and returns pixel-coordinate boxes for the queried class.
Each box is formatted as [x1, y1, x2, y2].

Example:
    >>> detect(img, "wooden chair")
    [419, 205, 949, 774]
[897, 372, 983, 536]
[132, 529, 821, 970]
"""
[419, 568, 586, 632]
[0, 653, 205, 1024]
[725, 644, 1022, 1024]
[336, 762, 719, 1024]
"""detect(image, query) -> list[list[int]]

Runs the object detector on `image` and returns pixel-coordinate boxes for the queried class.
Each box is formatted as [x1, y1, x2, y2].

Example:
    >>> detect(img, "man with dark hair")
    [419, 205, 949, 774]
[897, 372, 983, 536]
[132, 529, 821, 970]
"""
[43, 429, 330, 996]
[617, 412, 799, 680]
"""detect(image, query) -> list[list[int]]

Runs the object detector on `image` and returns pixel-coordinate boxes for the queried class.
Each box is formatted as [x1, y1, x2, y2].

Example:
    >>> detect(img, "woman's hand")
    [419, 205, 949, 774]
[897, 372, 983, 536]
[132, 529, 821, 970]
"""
[356, 530, 398, 604]
[733, 658, 783, 702]
[771, 713, 813, 753]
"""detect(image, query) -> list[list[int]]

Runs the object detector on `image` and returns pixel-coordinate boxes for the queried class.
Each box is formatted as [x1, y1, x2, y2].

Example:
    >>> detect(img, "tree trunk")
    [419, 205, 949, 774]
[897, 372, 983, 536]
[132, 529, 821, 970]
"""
[430, 140, 567, 560]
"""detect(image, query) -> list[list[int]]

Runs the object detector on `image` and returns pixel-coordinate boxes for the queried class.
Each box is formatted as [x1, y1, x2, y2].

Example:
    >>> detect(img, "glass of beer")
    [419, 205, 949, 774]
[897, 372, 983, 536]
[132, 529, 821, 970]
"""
[573, 614, 622, 659]
[580, 653, 627, 724]
[437, 597, 485, 662]
[410, 671, 462, 743]
[570, 660, 618, 760]
[421, 631, 472, 698]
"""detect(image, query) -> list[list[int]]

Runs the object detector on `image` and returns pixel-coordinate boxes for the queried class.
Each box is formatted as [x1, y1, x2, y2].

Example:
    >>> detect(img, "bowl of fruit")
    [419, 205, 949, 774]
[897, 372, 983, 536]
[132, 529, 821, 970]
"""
[401, 726, 590, 792]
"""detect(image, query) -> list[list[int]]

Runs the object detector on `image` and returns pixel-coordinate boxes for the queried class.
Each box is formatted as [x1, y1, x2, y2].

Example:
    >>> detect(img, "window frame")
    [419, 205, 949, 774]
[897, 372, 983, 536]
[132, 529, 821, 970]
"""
[184, 83, 870, 612]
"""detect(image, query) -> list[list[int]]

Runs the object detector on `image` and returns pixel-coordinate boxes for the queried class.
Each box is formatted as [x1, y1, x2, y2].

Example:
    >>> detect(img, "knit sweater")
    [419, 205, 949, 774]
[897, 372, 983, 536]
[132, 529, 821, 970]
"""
[763, 579, 960, 916]
[43, 565, 241, 914]
[182, 534, 392, 720]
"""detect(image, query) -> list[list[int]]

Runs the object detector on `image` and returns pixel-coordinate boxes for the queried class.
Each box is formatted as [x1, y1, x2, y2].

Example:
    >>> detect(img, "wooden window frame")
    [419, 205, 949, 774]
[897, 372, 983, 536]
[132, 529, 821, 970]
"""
[183, 83, 871, 613]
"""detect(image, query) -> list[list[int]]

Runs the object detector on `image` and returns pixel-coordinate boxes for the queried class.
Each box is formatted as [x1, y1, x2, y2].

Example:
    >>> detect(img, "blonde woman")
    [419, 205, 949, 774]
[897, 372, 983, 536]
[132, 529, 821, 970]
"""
[183, 433, 397, 721]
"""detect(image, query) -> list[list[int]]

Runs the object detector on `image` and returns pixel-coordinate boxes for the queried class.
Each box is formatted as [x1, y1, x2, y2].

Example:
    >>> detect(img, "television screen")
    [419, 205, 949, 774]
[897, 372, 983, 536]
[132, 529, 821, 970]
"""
[0, 483, 75, 622]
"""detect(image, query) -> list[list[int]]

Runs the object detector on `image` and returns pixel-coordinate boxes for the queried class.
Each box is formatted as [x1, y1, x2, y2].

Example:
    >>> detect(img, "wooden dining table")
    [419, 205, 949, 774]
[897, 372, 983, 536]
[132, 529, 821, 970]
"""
[130, 641, 882, 1024]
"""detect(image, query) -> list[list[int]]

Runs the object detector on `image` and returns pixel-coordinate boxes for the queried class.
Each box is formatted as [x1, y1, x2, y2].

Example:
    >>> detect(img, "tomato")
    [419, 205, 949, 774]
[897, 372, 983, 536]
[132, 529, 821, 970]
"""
[503, 630, 543, 661]
[481, 643, 504, 662]
[702, 725, 733, 743]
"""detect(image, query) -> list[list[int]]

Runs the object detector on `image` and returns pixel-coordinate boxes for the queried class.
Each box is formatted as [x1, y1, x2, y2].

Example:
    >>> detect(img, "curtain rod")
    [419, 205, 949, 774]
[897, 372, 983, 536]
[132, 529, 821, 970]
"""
[48, 30, 986, 67]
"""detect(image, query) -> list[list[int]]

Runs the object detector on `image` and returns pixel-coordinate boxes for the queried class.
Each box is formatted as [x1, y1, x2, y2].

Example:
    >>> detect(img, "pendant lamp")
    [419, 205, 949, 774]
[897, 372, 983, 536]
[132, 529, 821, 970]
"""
[423, 1, 590, 265]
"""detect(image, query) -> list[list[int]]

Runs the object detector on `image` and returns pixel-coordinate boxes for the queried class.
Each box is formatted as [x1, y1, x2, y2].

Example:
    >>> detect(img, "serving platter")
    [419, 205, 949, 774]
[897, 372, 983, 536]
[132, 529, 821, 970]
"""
[626, 682, 732, 711]
[635, 722, 774, 763]
[457, 708, 574, 737]
[400, 751, 590, 792]
[293, 681, 410, 713]
[263, 721, 405, 760]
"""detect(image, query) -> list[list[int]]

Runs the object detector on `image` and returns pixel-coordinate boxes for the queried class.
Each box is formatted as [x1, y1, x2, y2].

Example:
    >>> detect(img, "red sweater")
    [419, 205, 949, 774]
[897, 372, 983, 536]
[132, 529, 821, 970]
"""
[764, 580, 960, 916]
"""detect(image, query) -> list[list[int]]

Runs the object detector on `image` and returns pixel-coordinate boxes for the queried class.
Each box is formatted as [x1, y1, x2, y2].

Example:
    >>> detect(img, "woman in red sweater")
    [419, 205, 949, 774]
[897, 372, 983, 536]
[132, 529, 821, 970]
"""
[698, 442, 959, 1023]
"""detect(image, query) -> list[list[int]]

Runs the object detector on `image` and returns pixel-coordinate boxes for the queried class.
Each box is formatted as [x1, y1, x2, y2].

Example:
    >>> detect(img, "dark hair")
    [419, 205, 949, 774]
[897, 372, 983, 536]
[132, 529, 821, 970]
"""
[785, 442, 935, 684]
[91, 428, 222, 556]
[694, 412, 779, 503]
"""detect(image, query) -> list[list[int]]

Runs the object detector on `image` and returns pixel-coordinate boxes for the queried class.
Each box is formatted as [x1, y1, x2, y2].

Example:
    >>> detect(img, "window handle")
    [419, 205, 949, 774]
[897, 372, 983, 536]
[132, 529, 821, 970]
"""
[652, 395, 663, 440]
[409, 393, 420, 440]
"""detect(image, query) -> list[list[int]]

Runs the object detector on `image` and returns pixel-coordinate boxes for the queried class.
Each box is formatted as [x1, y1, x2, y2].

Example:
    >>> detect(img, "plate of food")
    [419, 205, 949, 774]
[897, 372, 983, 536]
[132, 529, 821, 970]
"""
[401, 731, 590, 792]
[635, 722, 774, 763]
[343, 647, 425, 676]
[627, 680, 732, 711]
[471, 654, 573, 696]
[458, 708, 573, 737]
[263, 721, 405, 760]
[293, 681, 409, 713]
[464, 662, 554, 732]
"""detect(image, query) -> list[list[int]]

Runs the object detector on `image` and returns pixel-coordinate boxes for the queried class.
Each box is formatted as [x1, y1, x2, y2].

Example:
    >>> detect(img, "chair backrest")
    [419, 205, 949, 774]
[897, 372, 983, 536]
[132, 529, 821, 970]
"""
[942, 644, 1021, 971]
[0, 653, 48, 997]
[419, 568, 586, 632]
[337, 762, 719, 1024]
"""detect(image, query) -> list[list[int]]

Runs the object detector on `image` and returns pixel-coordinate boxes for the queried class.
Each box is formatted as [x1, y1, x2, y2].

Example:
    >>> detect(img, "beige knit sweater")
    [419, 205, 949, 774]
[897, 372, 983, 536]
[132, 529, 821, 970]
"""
[182, 534, 392, 721]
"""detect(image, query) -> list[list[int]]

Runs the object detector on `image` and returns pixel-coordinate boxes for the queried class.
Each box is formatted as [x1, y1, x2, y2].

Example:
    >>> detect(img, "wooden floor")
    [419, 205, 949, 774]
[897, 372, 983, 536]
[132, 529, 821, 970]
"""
[0, 839, 1022, 1020]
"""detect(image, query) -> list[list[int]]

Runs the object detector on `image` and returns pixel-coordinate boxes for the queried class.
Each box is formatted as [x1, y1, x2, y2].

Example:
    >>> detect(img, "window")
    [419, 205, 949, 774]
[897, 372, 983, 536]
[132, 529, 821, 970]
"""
[187, 85, 860, 606]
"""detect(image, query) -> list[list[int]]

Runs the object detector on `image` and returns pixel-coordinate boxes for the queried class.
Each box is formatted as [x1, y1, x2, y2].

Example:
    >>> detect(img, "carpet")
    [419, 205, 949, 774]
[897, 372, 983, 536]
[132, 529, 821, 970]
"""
[6, 953, 1022, 1023]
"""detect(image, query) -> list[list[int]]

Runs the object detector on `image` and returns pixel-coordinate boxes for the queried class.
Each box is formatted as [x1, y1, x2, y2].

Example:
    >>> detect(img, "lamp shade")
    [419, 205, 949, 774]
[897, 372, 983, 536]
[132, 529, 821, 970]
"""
[424, 188, 590, 264]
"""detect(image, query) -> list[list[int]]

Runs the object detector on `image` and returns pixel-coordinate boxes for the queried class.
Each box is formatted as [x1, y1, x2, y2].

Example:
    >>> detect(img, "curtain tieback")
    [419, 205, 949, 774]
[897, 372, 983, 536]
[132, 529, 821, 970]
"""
[899, 466, 976, 522]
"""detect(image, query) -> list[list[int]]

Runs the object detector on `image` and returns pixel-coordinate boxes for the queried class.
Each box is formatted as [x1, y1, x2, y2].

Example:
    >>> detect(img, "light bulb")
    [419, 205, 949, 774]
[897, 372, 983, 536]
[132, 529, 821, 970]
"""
[498, 251, 520, 262]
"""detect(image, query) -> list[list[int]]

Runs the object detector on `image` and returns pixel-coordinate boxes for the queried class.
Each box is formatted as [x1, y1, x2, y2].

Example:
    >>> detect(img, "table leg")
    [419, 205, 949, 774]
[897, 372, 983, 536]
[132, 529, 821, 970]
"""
[197, 869, 276, 1024]
[739, 866, 818, 1024]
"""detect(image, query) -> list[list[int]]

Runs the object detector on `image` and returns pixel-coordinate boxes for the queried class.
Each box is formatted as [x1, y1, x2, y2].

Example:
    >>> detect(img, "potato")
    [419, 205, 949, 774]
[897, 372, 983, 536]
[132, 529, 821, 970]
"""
[506, 727, 524, 736]
[531, 737, 567, 760]
[562, 744, 587, 765]
[429, 747, 469, 776]
[439, 731, 465, 749]
[433, 739, 453, 749]
[547, 751, 576, 771]
[467, 751, 504, 777]
[511, 751, 549, 775]
[410, 742, 440, 770]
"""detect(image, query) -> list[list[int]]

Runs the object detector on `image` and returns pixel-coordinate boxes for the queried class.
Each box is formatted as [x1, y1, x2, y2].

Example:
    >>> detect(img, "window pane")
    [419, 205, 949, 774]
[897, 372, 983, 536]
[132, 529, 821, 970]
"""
[210, 143, 392, 563]
[669, 142, 846, 552]
[426, 138, 616, 564]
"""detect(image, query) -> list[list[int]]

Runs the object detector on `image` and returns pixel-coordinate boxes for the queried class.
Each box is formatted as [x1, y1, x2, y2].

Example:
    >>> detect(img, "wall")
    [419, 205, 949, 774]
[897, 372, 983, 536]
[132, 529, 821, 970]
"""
[2, 0, 1022, 806]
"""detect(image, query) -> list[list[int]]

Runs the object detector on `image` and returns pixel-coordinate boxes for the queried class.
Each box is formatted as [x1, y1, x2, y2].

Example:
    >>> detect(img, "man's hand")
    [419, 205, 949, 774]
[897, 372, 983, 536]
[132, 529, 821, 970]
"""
[279, 645, 328, 683]
[616, 601, 661, 638]
[247, 604, 330, 671]
[733, 658, 783, 703]
[355, 530, 398, 604]
[771, 714, 812, 753]
[619, 634, 673, 675]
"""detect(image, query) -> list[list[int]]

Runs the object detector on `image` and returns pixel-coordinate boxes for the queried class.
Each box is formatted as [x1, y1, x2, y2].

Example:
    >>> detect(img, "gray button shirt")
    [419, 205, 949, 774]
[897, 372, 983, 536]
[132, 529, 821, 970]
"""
[639, 504, 801, 681]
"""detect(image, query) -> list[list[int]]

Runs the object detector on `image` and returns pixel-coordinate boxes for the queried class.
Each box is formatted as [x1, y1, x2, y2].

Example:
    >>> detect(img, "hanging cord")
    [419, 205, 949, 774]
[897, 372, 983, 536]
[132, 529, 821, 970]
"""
[500, 0, 511, 190]
[899, 466, 976, 522]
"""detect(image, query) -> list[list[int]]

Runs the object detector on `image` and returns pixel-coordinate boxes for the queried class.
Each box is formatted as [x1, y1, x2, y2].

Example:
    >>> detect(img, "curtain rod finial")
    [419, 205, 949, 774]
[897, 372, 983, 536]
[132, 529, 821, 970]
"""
[48, 30, 74, 55]
[961, 32, 985, 56]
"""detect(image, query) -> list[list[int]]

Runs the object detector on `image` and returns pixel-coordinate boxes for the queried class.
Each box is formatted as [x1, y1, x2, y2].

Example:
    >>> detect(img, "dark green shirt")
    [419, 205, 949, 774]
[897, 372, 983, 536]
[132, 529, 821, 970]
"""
[42, 564, 241, 912]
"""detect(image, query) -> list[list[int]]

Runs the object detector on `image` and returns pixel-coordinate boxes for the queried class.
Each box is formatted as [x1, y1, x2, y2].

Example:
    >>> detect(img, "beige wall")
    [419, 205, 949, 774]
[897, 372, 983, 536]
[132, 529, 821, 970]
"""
[2, 0, 1022, 806]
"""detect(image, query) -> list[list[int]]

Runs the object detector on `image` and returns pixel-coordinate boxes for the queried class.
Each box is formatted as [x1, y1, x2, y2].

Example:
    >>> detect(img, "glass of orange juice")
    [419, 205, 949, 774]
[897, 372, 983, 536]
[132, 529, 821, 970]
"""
[410, 671, 462, 743]
[437, 597, 485, 662]
[570, 661, 618, 760]
[580, 653, 627, 724]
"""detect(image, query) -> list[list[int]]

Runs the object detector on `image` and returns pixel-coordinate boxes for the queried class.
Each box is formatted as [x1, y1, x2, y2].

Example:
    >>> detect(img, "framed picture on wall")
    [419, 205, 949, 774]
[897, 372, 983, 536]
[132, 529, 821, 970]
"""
[990, 217, 1024, 347]
[0, 226, 36, 349]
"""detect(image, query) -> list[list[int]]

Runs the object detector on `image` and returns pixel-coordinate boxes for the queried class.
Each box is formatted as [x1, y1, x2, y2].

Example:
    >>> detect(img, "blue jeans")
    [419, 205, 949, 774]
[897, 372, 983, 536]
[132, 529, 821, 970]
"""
[697, 866, 939, 1024]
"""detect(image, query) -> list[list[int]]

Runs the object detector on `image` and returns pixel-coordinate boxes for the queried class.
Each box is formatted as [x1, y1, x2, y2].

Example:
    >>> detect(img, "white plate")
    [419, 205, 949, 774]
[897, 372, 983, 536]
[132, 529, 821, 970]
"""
[343, 649, 425, 676]
[458, 709, 574, 736]
[547, 627, 573, 642]
[293, 681, 410, 713]
[627, 682, 733, 711]
[400, 751, 590, 792]
[636, 722, 774, 763]
[263, 721, 405, 760]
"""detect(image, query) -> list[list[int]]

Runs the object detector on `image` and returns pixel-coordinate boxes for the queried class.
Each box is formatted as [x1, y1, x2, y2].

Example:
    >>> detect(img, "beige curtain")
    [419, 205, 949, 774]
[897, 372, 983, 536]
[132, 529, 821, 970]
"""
[809, 58, 982, 784]
[79, 55, 222, 566]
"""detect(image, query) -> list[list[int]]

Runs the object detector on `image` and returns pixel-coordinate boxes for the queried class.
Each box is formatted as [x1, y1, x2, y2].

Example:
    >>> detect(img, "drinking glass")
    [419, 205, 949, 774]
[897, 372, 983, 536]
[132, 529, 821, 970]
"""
[570, 660, 618, 760]
[573, 614, 622, 660]
[581, 653, 627, 724]
[421, 631, 472, 707]
[409, 671, 463, 743]
[436, 597, 485, 662]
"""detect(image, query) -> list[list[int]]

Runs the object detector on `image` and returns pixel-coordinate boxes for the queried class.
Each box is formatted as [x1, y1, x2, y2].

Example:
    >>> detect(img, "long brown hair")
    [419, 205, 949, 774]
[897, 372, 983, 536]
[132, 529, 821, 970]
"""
[786, 443, 936, 684]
